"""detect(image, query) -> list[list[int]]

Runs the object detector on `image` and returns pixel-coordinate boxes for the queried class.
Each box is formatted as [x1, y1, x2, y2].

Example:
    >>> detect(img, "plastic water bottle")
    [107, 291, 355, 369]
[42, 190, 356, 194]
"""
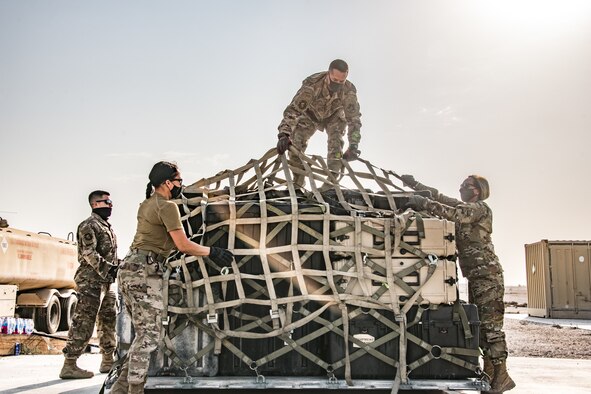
[25, 319, 34, 335]
[16, 318, 24, 335]
[14, 342, 21, 355]
[7, 317, 16, 334]
[4, 317, 10, 334]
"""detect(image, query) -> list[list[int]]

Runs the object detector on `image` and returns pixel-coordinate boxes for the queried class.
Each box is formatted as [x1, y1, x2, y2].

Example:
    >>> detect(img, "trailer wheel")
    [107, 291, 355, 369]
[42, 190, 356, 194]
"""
[58, 294, 78, 332]
[34, 294, 62, 334]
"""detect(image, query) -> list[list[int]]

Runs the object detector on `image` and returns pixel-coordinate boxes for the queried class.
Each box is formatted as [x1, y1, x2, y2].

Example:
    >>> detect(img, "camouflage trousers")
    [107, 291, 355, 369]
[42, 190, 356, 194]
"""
[289, 115, 346, 187]
[117, 251, 164, 385]
[63, 264, 116, 358]
[467, 270, 508, 364]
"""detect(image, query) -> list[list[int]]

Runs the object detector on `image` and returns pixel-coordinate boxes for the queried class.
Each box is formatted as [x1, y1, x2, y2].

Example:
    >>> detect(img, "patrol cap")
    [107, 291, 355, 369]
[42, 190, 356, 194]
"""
[469, 175, 490, 200]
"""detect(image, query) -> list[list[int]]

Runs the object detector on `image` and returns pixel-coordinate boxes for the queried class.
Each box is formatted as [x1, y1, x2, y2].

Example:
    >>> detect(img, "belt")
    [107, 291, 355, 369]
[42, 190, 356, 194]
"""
[130, 249, 167, 263]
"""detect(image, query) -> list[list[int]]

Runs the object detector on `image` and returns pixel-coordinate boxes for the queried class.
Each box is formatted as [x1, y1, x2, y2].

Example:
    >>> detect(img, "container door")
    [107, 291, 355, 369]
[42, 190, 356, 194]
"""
[572, 244, 591, 312]
[548, 245, 575, 311]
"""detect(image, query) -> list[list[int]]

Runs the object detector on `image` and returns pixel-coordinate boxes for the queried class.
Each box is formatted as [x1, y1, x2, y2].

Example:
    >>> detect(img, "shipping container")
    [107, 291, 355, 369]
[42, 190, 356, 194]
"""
[525, 240, 591, 319]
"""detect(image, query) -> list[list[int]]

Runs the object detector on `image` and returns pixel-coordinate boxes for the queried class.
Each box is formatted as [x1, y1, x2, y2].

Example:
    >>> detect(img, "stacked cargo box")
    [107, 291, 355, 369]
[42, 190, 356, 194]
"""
[115, 148, 483, 387]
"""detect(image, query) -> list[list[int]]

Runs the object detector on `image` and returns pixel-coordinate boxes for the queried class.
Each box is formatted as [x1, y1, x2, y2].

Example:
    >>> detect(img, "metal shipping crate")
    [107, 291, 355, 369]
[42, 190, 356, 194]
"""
[525, 240, 591, 319]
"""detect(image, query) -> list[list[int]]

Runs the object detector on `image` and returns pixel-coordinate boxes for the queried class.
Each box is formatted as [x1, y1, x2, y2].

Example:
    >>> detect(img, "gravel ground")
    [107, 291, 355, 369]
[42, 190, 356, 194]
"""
[505, 316, 591, 359]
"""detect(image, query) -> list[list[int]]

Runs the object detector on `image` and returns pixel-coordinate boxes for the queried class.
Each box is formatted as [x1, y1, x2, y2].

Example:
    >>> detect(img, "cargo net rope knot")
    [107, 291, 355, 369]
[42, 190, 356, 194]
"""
[160, 147, 482, 386]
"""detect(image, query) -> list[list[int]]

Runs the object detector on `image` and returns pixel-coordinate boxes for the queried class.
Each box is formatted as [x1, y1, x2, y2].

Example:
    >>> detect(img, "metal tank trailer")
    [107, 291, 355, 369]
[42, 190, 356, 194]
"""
[112, 148, 490, 392]
[0, 222, 78, 334]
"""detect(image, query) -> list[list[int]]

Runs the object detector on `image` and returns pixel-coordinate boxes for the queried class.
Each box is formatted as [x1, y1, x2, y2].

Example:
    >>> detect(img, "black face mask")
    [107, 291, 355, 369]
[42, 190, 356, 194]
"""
[92, 207, 112, 220]
[170, 185, 183, 199]
[328, 80, 343, 93]
[460, 188, 477, 203]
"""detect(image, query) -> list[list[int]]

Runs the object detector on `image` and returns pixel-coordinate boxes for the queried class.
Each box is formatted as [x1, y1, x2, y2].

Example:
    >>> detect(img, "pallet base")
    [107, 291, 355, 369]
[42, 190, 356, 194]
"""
[145, 376, 490, 391]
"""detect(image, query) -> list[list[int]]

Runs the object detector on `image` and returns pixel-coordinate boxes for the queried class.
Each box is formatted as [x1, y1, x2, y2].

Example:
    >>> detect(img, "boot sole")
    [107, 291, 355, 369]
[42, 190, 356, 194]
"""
[59, 374, 94, 379]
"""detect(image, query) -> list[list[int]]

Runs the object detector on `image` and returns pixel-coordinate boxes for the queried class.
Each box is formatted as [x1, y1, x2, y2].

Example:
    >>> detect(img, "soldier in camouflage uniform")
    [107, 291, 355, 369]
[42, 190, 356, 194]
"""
[111, 162, 234, 394]
[402, 174, 515, 394]
[60, 190, 118, 379]
[276, 59, 362, 187]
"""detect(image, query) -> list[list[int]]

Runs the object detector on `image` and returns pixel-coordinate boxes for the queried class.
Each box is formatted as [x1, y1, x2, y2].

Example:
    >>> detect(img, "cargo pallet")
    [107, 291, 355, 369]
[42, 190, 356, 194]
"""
[146, 376, 488, 391]
[112, 148, 490, 392]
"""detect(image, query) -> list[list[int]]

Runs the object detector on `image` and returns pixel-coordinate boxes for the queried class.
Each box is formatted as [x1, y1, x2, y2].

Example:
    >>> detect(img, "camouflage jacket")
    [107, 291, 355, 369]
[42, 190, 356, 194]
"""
[278, 71, 362, 145]
[77, 213, 118, 282]
[416, 187, 502, 280]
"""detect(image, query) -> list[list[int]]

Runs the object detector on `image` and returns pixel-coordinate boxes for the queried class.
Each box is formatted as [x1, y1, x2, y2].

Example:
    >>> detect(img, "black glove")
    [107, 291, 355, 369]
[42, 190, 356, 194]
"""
[104, 259, 120, 281]
[400, 174, 417, 188]
[209, 246, 234, 266]
[342, 144, 360, 161]
[277, 133, 292, 155]
[108, 263, 119, 281]
[404, 195, 427, 211]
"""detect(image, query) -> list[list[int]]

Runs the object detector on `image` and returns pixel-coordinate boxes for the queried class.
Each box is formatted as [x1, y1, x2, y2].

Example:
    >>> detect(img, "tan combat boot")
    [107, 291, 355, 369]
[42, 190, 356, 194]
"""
[59, 357, 94, 379]
[488, 361, 516, 393]
[483, 356, 494, 381]
[109, 364, 129, 394]
[128, 382, 145, 394]
[99, 351, 114, 373]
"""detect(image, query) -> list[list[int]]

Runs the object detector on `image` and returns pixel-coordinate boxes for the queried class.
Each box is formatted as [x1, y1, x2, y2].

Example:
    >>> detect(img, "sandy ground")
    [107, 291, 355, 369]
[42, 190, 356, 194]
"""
[505, 317, 591, 359]
[459, 285, 591, 359]
[502, 285, 591, 359]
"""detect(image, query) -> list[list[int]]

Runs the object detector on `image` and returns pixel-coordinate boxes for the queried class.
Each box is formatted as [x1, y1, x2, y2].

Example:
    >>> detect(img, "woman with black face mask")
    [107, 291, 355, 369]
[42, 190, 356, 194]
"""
[111, 161, 234, 394]
[401, 174, 515, 393]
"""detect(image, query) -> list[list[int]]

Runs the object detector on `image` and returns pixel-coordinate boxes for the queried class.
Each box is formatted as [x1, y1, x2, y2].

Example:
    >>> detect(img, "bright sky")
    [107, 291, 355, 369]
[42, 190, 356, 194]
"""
[1, 0, 590, 286]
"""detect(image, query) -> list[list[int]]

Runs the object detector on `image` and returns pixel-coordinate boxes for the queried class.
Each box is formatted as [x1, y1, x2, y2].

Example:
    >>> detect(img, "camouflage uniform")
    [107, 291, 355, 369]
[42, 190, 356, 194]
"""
[278, 71, 362, 184]
[63, 212, 117, 359]
[114, 192, 183, 390]
[413, 185, 508, 364]
[117, 251, 164, 386]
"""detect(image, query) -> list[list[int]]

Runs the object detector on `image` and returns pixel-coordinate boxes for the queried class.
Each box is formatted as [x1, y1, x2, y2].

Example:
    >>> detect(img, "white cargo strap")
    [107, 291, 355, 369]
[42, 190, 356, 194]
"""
[353, 215, 371, 297]
[342, 160, 374, 208]
[337, 303, 352, 386]
[383, 217, 402, 319]
[253, 161, 280, 328]
[162, 147, 475, 384]
[358, 157, 401, 210]
[453, 299, 474, 342]
[193, 255, 217, 325]
[161, 262, 172, 328]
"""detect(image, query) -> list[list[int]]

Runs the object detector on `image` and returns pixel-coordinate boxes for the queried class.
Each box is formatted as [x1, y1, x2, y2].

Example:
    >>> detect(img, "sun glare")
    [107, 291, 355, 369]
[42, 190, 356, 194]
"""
[474, 0, 591, 37]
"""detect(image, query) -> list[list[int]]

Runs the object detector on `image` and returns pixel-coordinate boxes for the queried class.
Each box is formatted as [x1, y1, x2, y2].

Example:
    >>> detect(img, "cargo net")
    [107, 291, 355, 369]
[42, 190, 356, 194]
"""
[160, 148, 483, 387]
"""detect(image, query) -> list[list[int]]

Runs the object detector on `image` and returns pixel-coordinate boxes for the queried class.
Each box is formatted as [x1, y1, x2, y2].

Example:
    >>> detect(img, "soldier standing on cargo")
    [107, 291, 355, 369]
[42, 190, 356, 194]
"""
[60, 190, 118, 379]
[111, 161, 234, 394]
[276, 59, 362, 187]
[402, 174, 515, 393]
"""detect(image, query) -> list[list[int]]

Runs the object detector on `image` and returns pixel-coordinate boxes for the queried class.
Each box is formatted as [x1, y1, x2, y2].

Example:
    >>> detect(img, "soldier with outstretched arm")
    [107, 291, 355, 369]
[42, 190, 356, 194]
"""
[402, 174, 515, 394]
[111, 161, 234, 394]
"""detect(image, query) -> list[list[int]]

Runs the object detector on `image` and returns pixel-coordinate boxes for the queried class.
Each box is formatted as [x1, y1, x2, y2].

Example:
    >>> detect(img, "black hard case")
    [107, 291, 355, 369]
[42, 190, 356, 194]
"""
[407, 303, 480, 379]
[326, 308, 400, 379]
